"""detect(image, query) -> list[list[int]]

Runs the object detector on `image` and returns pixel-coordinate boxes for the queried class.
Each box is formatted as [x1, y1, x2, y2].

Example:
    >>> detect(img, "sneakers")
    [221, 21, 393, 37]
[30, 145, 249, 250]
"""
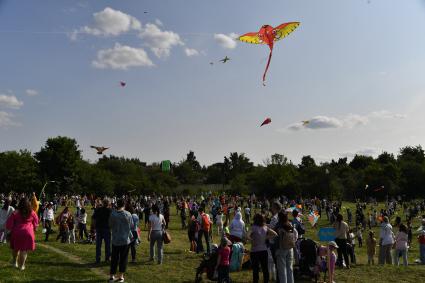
[116, 278, 124, 283]
[20, 265, 25, 271]
[108, 276, 115, 283]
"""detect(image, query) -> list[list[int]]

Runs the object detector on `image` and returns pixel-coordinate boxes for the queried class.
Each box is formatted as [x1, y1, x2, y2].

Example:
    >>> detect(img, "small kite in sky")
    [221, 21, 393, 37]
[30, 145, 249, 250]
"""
[120, 81, 126, 87]
[210, 62, 214, 66]
[238, 22, 300, 85]
[260, 118, 272, 127]
[90, 145, 110, 155]
[374, 185, 384, 192]
[220, 56, 230, 63]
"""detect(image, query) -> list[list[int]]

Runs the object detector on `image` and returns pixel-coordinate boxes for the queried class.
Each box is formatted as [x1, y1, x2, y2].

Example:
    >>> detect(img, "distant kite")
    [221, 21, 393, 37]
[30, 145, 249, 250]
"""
[260, 118, 272, 127]
[90, 146, 109, 155]
[238, 22, 300, 85]
[120, 81, 126, 87]
[220, 56, 230, 63]
[302, 120, 310, 126]
[374, 185, 384, 192]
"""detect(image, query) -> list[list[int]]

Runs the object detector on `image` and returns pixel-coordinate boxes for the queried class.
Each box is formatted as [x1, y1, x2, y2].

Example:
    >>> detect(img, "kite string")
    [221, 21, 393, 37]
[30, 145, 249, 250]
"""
[262, 49, 273, 86]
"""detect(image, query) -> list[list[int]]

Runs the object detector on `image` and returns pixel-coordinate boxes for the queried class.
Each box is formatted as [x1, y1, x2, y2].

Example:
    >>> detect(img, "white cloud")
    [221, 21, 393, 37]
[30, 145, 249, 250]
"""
[214, 33, 238, 49]
[154, 19, 163, 27]
[184, 48, 199, 57]
[25, 89, 39, 96]
[139, 23, 183, 58]
[92, 43, 154, 70]
[0, 94, 23, 109]
[72, 7, 141, 39]
[285, 110, 405, 131]
[0, 111, 19, 128]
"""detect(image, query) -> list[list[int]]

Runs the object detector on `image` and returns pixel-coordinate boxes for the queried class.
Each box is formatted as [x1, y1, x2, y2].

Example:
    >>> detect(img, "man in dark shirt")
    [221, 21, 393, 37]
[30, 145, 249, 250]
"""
[93, 199, 112, 263]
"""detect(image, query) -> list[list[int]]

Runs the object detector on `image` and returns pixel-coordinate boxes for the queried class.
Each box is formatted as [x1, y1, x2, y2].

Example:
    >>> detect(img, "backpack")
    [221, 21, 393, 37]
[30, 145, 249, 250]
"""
[201, 213, 211, 232]
[278, 228, 296, 249]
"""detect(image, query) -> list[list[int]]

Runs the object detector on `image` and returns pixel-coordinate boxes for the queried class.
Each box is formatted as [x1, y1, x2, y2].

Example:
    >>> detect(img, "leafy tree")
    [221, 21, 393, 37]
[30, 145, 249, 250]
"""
[35, 136, 82, 193]
[0, 150, 40, 193]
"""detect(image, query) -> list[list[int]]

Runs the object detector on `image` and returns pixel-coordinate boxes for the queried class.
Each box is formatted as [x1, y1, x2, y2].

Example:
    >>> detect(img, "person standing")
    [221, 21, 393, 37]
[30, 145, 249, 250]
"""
[42, 203, 54, 242]
[394, 223, 408, 266]
[0, 198, 15, 243]
[148, 204, 166, 264]
[93, 199, 112, 263]
[333, 213, 350, 268]
[197, 206, 212, 254]
[126, 204, 140, 263]
[366, 231, 377, 265]
[275, 212, 297, 283]
[379, 216, 394, 265]
[248, 213, 278, 283]
[215, 237, 232, 283]
[77, 208, 88, 241]
[108, 199, 133, 283]
[6, 198, 39, 270]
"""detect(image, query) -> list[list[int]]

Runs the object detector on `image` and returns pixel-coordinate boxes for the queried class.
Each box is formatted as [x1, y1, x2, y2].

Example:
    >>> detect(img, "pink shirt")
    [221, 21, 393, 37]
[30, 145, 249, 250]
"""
[218, 246, 231, 266]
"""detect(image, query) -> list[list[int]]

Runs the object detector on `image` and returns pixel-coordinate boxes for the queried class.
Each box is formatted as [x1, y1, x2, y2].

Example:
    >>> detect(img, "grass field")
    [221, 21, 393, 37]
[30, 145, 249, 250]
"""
[1, 202, 425, 283]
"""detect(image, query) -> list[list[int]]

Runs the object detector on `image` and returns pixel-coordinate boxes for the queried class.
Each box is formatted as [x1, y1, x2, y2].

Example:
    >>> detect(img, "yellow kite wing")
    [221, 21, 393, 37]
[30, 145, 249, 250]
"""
[238, 32, 263, 44]
[273, 22, 300, 42]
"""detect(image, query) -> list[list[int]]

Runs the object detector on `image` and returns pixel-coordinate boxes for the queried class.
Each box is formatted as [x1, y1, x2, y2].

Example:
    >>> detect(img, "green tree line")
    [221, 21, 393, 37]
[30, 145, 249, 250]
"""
[1, 136, 425, 199]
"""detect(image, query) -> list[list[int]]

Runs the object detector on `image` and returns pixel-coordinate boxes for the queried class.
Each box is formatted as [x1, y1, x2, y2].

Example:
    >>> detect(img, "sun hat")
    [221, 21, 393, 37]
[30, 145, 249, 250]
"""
[328, 241, 339, 249]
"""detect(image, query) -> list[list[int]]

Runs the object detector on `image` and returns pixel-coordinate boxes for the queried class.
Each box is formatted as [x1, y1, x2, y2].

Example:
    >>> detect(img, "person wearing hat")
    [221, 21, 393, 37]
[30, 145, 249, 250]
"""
[378, 216, 394, 265]
[215, 237, 232, 283]
[328, 241, 338, 283]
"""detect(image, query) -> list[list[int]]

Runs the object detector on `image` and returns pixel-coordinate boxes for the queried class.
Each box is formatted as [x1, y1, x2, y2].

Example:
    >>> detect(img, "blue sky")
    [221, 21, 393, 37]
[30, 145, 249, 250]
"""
[1, 0, 425, 165]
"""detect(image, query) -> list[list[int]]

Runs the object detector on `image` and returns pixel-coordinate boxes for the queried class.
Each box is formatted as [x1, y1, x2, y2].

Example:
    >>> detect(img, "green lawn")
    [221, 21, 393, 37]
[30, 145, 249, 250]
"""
[1, 202, 425, 282]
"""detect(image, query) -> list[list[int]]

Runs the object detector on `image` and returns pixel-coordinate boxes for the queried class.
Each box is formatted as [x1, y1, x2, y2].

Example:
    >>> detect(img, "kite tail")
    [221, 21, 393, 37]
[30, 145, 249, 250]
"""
[262, 49, 273, 86]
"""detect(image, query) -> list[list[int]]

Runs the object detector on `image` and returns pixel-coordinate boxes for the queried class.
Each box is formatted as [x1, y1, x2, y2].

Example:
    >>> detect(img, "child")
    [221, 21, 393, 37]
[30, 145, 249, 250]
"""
[216, 237, 231, 283]
[328, 241, 338, 283]
[366, 230, 377, 265]
[57, 216, 69, 243]
[67, 214, 76, 244]
[267, 247, 276, 281]
[356, 226, 363, 248]
[347, 228, 356, 265]
[216, 210, 223, 236]
[188, 215, 198, 252]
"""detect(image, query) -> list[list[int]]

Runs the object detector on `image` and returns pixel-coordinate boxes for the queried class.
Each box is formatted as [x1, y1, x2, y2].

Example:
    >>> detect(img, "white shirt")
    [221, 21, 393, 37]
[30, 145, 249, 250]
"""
[149, 213, 165, 231]
[0, 206, 15, 229]
[380, 223, 395, 245]
[43, 208, 54, 221]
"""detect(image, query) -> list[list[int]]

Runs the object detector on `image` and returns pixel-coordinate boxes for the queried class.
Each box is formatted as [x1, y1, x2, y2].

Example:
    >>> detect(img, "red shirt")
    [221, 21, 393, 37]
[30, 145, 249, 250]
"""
[218, 246, 231, 266]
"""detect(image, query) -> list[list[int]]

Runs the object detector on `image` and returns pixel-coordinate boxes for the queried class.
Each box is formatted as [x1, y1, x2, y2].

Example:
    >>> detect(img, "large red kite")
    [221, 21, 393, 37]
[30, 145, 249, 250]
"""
[238, 22, 300, 85]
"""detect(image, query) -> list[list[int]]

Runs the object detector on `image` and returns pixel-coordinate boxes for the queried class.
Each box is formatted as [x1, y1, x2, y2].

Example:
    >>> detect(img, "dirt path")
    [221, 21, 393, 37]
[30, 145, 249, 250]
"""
[38, 242, 108, 279]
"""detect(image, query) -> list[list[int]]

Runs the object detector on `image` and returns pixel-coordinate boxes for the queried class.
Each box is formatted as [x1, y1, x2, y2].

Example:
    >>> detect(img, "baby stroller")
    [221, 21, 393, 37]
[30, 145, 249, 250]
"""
[295, 238, 320, 282]
[195, 245, 219, 283]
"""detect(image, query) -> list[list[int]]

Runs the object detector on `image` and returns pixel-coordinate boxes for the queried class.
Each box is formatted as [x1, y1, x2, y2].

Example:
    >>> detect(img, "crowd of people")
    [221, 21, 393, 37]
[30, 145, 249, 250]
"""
[1, 192, 425, 283]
